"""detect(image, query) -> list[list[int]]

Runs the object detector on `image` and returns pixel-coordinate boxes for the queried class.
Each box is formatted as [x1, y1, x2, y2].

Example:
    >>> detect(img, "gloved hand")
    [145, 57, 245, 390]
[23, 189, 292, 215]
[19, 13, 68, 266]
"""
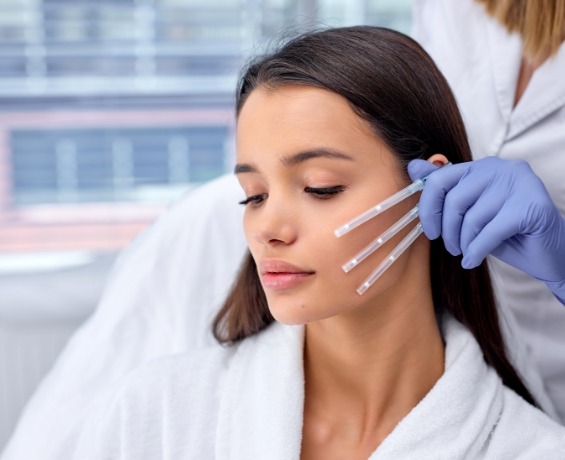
[408, 157, 565, 304]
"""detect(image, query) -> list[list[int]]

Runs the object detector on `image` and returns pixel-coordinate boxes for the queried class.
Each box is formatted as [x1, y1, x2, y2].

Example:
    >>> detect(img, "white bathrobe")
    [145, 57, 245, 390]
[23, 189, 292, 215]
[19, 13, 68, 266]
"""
[73, 315, 565, 459]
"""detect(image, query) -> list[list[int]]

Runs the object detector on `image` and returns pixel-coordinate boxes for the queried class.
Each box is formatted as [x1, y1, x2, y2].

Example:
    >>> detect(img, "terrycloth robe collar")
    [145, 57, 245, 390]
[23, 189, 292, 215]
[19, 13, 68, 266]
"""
[215, 316, 504, 459]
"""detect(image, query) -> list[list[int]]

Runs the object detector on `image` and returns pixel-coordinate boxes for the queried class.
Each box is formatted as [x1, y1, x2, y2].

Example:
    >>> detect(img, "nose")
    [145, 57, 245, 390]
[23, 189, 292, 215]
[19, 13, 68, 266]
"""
[251, 195, 298, 247]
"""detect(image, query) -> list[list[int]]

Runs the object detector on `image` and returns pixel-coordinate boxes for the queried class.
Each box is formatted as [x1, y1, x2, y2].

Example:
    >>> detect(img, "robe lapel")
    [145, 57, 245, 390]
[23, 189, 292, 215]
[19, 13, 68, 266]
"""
[216, 318, 504, 459]
[371, 318, 504, 458]
[216, 323, 305, 460]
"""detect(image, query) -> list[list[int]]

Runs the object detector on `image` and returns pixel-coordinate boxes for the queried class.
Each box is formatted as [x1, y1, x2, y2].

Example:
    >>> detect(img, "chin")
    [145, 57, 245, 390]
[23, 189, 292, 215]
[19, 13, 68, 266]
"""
[266, 297, 309, 325]
[269, 307, 309, 326]
[267, 298, 336, 326]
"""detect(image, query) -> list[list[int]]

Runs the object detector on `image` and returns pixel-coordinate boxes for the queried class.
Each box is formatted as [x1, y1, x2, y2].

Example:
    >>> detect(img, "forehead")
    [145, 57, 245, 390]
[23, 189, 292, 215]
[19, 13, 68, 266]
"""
[236, 85, 388, 163]
[238, 85, 364, 129]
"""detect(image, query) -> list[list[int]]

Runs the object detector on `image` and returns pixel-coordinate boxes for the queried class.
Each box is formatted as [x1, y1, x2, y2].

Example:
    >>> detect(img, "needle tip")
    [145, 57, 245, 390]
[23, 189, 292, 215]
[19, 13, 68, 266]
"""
[342, 260, 357, 273]
[334, 226, 349, 238]
[356, 284, 369, 295]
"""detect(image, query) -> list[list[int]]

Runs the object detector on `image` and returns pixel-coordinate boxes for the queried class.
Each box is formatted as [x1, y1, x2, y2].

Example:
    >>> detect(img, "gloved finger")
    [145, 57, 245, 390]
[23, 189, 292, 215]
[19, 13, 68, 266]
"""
[407, 159, 439, 181]
[441, 171, 493, 255]
[459, 190, 506, 255]
[461, 209, 520, 269]
[417, 162, 471, 240]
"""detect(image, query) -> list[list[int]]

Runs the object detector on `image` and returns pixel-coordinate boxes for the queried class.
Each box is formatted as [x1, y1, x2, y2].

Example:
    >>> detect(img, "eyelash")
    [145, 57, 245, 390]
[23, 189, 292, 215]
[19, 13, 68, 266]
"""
[238, 193, 268, 206]
[304, 185, 347, 199]
[238, 186, 347, 206]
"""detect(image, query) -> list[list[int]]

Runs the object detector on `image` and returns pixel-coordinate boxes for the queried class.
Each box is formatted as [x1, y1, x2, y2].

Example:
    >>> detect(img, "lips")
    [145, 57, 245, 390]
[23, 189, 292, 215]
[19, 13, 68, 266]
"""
[259, 259, 315, 290]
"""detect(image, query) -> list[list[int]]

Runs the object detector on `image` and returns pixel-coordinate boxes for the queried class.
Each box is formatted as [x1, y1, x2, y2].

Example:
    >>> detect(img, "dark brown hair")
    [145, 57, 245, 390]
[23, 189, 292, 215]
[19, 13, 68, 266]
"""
[213, 26, 537, 406]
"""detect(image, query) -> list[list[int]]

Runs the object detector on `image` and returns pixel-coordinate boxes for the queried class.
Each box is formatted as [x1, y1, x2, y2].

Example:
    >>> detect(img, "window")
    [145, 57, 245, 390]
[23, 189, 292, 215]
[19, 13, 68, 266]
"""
[11, 125, 229, 205]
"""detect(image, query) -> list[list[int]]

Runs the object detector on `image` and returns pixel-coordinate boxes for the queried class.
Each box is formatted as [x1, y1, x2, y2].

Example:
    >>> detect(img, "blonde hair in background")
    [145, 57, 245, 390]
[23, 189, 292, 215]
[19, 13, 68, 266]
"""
[476, 0, 565, 62]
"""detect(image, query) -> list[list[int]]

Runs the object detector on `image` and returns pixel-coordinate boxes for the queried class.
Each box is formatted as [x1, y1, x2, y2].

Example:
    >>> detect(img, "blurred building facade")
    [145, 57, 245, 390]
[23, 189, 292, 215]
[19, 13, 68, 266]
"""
[0, 0, 411, 253]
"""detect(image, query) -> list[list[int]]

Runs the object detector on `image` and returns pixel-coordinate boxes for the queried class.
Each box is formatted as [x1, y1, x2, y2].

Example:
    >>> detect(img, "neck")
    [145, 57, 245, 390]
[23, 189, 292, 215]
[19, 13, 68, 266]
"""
[302, 284, 444, 452]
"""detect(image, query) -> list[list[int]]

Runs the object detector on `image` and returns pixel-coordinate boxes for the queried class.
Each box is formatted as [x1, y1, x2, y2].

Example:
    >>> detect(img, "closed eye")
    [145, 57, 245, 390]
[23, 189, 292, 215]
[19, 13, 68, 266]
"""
[238, 193, 267, 206]
[305, 185, 347, 199]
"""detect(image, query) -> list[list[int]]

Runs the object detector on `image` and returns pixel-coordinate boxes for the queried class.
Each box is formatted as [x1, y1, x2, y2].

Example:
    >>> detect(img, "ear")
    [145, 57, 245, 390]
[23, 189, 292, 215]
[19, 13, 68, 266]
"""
[427, 153, 449, 166]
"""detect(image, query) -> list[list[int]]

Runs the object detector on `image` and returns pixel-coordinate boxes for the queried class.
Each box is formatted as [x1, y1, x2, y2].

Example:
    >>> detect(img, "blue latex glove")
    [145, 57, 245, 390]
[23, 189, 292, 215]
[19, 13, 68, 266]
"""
[408, 157, 565, 305]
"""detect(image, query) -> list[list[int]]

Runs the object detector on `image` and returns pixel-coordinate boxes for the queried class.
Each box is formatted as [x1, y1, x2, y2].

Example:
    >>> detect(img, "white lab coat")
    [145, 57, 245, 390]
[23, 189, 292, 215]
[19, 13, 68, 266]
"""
[413, 0, 565, 421]
[3, 2, 565, 459]
[72, 315, 565, 459]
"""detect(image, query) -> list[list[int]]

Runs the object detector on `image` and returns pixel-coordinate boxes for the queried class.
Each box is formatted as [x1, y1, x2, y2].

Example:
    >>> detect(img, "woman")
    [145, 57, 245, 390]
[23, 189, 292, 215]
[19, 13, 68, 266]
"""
[73, 27, 565, 458]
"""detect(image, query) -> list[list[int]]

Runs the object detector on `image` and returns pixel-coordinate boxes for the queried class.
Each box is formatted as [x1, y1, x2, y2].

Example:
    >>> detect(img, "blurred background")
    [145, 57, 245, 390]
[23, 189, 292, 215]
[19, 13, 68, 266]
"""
[0, 0, 411, 449]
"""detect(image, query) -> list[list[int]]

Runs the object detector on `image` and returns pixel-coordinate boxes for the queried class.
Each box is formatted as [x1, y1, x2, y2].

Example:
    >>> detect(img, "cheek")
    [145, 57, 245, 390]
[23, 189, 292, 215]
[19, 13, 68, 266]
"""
[323, 199, 418, 292]
[242, 212, 257, 250]
[244, 187, 419, 324]
[242, 213, 251, 241]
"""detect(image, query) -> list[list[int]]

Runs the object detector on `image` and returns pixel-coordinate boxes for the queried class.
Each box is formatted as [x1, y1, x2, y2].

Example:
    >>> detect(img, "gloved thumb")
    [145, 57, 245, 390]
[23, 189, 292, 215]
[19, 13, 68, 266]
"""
[408, 159, 439, 181]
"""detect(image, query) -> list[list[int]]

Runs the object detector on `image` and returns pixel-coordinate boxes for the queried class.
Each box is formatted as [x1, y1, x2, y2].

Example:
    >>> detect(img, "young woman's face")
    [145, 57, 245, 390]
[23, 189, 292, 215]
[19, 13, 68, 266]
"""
[236, 85, 426, 325]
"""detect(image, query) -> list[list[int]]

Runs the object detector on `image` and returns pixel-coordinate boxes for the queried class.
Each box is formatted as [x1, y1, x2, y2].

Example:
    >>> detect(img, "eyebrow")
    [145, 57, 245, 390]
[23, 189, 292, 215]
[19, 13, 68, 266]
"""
[234, 148, 354, 174]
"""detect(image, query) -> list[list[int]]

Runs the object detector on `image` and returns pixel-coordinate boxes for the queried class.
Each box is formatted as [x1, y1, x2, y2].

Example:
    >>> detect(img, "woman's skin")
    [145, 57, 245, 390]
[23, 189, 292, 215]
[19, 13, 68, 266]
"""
[236, 85, 447, 459]
[514, 54, 548, 107]
[515, 35, 565, 108]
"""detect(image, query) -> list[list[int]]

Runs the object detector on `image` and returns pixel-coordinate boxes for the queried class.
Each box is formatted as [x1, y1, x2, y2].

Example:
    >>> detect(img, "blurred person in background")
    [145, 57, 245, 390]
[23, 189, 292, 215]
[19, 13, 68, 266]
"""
[413, 0, 565, 421]
[2, 0, 565, 458]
